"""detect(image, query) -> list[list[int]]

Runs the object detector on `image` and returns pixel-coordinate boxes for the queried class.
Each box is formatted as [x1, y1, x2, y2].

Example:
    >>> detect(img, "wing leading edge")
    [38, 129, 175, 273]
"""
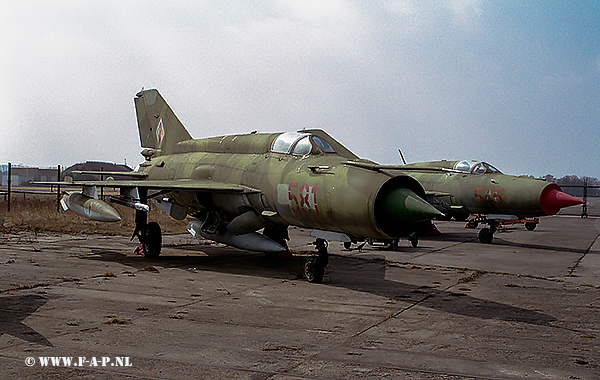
[34, 178, 259, 193]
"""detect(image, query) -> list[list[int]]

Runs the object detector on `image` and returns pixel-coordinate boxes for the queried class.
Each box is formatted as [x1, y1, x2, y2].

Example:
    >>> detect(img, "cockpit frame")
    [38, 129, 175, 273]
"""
[453, 160, 502, 175]
[271, 132, 336, 157]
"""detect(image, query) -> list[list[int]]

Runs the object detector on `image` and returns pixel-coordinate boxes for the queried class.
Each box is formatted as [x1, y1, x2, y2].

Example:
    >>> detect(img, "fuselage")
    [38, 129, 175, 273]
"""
[404, 160, 583, 218]
[138, 131, 440, 240]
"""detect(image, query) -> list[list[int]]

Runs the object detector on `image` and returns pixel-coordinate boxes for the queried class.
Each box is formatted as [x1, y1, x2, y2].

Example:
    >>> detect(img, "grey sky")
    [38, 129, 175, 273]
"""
[1, 1, 599, 177]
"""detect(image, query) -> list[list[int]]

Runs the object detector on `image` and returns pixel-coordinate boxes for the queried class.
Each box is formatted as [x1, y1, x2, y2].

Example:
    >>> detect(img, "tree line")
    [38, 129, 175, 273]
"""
[542, 175, 600, 197]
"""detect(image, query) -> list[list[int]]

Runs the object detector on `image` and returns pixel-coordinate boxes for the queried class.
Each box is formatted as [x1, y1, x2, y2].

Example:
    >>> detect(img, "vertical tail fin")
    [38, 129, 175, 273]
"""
[134, 89, 192, 154]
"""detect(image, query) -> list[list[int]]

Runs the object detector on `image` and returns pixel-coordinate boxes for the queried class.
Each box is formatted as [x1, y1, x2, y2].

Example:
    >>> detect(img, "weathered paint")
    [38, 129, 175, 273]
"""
[402, 160, 583, 218]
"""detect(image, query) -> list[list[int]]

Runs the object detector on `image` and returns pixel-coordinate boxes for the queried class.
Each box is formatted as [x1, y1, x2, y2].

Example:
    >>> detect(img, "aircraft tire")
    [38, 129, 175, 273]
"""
[467, 219, 479, 229]
[389, 240, 399, 251]
[409, 232, 418, 248]
[143, 222, 162, 258]
[305, 258, 324, 283]
[525, 222, 537, 231]
[478, 228, 493, 244]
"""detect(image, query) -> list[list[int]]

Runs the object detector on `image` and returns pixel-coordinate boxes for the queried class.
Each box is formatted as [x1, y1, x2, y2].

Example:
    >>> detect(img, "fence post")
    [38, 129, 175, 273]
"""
[57, 165, 61, 212]
[7, 162, 11, 212]
[581, 179, 588, 218]
[101, 166, 104, 200]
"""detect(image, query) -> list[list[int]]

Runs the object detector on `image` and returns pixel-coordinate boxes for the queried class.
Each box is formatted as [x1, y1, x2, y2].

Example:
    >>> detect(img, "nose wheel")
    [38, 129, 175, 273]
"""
[305, 238, 328, 283]
[477, 220, 497, 244]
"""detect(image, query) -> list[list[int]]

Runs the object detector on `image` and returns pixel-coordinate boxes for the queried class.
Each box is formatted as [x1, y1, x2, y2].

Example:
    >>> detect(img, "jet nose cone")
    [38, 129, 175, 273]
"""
[376, 187, 444, 225]
[403, 191, 445, 222]
[540, 184, 584, 215]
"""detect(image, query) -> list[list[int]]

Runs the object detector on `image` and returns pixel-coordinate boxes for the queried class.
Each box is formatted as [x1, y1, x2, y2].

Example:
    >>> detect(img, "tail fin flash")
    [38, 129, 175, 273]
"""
[135, 89, 192, 153]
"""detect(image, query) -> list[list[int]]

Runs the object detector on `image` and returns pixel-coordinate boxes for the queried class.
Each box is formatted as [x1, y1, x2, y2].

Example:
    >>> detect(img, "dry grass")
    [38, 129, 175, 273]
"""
[0, 195, 188, 236]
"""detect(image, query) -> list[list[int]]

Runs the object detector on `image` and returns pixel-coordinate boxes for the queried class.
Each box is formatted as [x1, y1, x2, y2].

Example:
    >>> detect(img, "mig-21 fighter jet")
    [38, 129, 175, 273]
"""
[395, 159, 584, 243]
[41, 89, 443, 282]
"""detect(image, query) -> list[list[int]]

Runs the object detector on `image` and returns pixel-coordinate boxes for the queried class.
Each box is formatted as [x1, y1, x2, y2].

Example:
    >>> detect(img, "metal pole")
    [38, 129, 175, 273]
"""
[57, 165, 61, 212]
[581, 179, 588, 218]
[7, 162, 11, 212]
[100, 166, 104, 200]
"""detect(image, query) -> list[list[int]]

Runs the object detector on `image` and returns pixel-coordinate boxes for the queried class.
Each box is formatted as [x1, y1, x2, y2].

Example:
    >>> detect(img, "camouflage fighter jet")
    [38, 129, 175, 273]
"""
[393, 159, 584, 243]
[44, 89, 443, 282]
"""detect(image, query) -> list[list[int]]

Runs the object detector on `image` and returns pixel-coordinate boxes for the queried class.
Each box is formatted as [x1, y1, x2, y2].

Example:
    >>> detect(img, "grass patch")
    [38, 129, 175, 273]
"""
[0, 195, 187, 236]
[459, 270, 486, 284]
[103, 318, 132, 325]
[96, 272, 116, 278]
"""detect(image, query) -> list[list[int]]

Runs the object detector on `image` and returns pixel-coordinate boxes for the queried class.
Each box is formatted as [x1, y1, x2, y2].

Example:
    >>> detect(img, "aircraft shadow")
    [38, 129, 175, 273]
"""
[485, 238, 589, 254]
[0, 294, 53, 346]
[81, 246, 556, 327]
[327, 255, 557, 327]
[85, 246, 306, 278]
[423, 231, 589, 255]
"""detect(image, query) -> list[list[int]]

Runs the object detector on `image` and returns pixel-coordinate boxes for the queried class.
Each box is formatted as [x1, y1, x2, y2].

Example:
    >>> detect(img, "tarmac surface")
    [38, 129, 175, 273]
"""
[0, 202, 599, 379]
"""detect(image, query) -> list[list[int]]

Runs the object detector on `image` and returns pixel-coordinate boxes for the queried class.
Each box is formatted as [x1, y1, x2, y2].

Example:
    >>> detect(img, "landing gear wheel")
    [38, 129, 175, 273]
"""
[478, 227, 493, 244]
[305, 238, 328, 283]
[525, 222, 537, 231]
[408, 232, 419, 248]
[305, 258, 324, 283]
[142, 222, 162, 258]
[389, 240, 399, 251]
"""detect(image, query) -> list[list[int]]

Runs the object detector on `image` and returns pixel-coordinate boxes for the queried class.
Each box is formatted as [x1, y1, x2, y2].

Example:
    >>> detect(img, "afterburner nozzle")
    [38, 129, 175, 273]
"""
[540, 185, 584, 215]
[376, 187, 444, 228]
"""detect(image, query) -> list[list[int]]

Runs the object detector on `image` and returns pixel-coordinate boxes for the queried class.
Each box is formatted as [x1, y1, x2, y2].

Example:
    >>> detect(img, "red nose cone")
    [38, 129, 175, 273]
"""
[540, 184, 584, 215]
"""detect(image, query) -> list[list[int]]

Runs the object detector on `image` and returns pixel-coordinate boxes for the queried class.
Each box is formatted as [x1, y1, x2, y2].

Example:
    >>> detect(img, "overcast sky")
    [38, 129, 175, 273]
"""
[1, 1, 599, 178]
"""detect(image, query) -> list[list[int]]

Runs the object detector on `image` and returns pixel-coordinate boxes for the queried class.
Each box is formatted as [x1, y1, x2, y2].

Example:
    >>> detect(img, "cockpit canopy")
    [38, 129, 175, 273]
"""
[271, 132, 336, 156]
[453, 160, 502, 175]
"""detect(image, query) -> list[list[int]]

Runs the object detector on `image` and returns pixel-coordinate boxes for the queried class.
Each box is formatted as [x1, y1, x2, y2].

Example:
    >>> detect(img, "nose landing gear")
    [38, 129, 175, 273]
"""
[305, 238, 329, 283]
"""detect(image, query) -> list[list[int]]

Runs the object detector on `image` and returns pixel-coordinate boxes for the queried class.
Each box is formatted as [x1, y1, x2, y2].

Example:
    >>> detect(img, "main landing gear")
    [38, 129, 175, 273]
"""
[133, 217, 163, 258]
[132, 189, 162, 258]
[305, 238, 329, 283]
[138, 221, 162, 258]
[387, 233, 419, 250]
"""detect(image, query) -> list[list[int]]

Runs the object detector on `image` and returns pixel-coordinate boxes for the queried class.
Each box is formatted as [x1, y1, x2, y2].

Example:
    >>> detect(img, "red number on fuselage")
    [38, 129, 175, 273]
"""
[288, 182, 300, 213]
[473, 186, 503, 206]
[288, 182, 319, 216]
